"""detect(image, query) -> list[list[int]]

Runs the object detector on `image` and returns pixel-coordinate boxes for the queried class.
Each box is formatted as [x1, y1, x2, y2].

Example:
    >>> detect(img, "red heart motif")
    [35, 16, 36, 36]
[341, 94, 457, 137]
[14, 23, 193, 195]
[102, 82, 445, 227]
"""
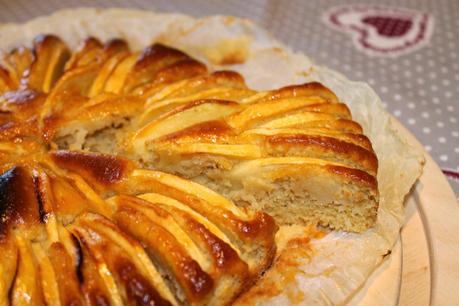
[323, 5, 434, 56]
[362, 16, 413, 37]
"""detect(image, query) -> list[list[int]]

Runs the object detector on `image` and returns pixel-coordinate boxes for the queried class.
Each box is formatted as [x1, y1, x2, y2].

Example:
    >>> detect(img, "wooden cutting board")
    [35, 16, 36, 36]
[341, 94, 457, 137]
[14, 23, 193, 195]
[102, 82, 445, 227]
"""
[349, 119, 459, 306]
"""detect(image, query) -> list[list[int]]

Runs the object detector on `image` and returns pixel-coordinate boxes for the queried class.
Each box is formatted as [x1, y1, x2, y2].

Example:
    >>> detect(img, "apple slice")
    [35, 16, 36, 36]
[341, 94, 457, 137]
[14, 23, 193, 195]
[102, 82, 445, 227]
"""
[133, 100, 242, 148]
[0, 66, 16, 93]
[70, 226, 124, 306]
[133, 59, 207, 96]
[226, 96, 328, 130]
[100, 39, 130, 60]
[75, 236, 114, 306]
[113, 206, 213, 305]
[103, 53, 139, 94]
[258, 82, 339, 103]
[10, 233, 44, 306]
[21, 35, 70, 93]
[258, 111, 343, 129]
[124, 169, 277, 274]
[48, 242, 85, 305]
[244, 127, 373, 150]
[122, 44, 191, 93]
[88, 39, 131, 97]
[31, 243, 61, 306]
[0, 166, 42, 239]
[122, 194, 250, 305]
[109, 195, 211, 272]
[153, 71, 247, 101]
[243, 128, 377, 175]
[41, 63, 100, 118]
[88, 51, 130, 97]
[0, 238, 18, 306]
[64, 37, 103, 71]
[70, 214, 177, 306]
[139, 86, 254, 126]
[153, 142, 262, 159]
[2, 46, 33, 85]
[139, 70, 248, 115]
[137, 192, 239, 256]
[49, 150, 135, 194]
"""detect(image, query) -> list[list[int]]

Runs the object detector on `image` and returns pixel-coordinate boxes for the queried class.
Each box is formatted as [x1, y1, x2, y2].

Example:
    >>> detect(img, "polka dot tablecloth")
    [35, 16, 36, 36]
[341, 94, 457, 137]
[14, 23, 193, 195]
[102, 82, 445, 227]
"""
[0, 0, 458, 198]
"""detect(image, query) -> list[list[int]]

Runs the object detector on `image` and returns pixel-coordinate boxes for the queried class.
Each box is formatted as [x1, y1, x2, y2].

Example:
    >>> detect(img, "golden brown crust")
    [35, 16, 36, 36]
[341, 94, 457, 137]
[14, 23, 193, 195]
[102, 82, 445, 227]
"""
[21, 35, 71, 93]
[0, 166, 42, 237]
[50, 150, 134, 186]
[115, 205, 215, 301]
[326, 164, 378, 188]
[267, 133, 378, 174]
[262, 82, 339, 102]
[0, 34, 379, 305]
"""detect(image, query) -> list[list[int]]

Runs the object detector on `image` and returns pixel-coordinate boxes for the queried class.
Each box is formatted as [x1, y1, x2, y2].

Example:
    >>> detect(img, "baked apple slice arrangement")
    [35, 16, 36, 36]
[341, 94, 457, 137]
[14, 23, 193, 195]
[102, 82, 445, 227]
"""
[0, 35, 378, 304]
[0, 151, 276, 305]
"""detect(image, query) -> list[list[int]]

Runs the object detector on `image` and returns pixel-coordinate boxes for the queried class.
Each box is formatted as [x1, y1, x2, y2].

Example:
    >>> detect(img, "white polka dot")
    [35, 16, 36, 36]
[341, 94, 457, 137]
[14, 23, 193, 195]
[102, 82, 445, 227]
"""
[404, 71, 412, 77]
[437, 121, 445, 127]
[380, 86, 388, 93]
[440, 155, 448, 162]
[433, 97, 440, 104]
[368, 79, 375, 85]
[416, 66, 423, 72]
[445, 91, 452, 98]
[417, 78, 425, 84]
[394, 110, 402, 117]
[436, 109, 443, 114]
[343, 64, 351, 71]
[408, 118, 416, 125]
[423, 127, 431, 134]
[419, 89, 426, 96]
[422, 112, 430, 118]
[408, 102, 415, 109]
[356, 71, 363, 78]
[425, 145, 432, 152]
[381, 102, 388, 108]
[441, 67, 449, 74]
[394, 94, 402, 101]
[429, 72, 437, 78]
[391, 64, 399, 71]
[451, 117, 458, 123]
[453, 131, 459, 137]
[447, 105, 454, 111]
[439, 137, 446, 143]
[455, 147, 459, 153]
[442, 79, 451, 86]
[431, 85, 438, 91]
[428, 60, 435, 67]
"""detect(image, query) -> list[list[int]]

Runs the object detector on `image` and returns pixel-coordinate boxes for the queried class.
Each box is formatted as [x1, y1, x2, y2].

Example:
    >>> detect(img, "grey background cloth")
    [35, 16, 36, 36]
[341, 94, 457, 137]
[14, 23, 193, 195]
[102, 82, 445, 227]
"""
[0, 0, 457, 198]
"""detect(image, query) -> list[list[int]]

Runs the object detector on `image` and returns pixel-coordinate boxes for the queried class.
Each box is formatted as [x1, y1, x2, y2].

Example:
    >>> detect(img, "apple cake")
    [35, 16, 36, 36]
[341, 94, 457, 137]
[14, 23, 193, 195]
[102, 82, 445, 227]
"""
[0, 34, 379, 305]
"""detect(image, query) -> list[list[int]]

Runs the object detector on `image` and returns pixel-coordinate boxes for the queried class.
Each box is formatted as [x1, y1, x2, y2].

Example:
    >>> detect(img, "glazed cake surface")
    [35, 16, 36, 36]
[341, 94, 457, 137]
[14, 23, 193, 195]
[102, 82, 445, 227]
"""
[0, 34, 379, 305]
